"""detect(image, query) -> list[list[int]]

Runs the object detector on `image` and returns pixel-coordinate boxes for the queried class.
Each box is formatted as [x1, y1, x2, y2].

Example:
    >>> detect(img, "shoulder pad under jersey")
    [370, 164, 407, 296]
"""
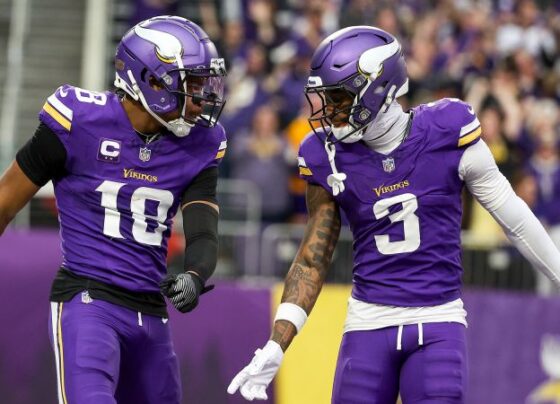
[423, 98, 482, 148]
[39, 84, 109, 137]
[297, 130, 327, 181]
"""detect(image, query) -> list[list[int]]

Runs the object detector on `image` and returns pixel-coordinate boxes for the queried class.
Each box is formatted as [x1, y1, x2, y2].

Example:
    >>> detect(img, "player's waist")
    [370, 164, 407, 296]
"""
[351, 275, 462, 307]
[50, 267, 167, 317]
[58, 247, 166, 292]
[343, 296, 467, 334]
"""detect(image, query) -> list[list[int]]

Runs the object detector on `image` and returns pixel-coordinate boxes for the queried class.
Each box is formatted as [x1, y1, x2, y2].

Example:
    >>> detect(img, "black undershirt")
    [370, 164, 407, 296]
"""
[16, 123, 219, 317]
[16, 123, 67, 186]
[50, 268, 168, 316]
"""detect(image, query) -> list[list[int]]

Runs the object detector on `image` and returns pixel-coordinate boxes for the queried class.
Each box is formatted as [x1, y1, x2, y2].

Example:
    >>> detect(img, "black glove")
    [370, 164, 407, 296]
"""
[159, 272, 215, 313]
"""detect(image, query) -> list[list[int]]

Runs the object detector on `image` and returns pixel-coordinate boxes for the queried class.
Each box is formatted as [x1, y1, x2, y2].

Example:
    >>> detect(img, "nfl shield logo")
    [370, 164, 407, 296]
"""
[139, 147, 151, 162]
[382, 157, 395, 173]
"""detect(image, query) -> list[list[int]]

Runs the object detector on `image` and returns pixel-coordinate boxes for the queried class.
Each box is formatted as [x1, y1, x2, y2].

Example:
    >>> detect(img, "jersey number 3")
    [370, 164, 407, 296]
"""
[373, 193, 421, 255]
[96, 180, 173, 246]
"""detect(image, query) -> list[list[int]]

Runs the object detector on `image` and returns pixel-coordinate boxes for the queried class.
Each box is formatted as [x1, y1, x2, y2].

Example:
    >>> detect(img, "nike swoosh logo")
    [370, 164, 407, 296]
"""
[467, 105, 475, 115]
[59, 87, 68, 97]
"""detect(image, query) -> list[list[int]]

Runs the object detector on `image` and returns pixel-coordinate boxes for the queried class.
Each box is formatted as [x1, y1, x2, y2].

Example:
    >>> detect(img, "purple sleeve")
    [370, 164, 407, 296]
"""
[429, 98, 482, 148]
[297, 133, 321, 185]
[38, 85, 76, 139]
[204, 124, 227, 170]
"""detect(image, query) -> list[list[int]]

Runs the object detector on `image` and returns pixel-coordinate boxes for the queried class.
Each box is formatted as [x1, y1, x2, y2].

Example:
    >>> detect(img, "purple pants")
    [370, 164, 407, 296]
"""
[332, 322, 467, 404]
[48, 292, 181, 404]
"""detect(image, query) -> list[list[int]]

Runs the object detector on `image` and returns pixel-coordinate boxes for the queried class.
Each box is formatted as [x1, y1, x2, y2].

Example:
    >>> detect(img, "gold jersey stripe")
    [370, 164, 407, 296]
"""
[299, 167, 313, 176]
[43, 102, 71, 131]
[215, 149, 226, 159]
[57, 302, 68, 404]
[458, 126, 481, 147]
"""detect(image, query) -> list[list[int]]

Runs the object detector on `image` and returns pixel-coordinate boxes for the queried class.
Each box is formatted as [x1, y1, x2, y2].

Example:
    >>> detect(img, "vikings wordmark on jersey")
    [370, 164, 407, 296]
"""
[40, 84, 227, 293]
[298, 98, 481, 307]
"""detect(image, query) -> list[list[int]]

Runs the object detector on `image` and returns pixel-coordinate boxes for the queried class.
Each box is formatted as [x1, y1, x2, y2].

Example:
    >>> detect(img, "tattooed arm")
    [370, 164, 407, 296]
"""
[227, 183, 341, 400]
[272, 183, 341, 351]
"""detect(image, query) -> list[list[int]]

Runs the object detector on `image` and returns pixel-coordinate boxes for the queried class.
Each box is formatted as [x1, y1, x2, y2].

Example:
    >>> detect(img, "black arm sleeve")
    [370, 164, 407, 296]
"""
[180, 167, 219, 282]
[181, 166, 218, 205]
[15, 123, 67, 186]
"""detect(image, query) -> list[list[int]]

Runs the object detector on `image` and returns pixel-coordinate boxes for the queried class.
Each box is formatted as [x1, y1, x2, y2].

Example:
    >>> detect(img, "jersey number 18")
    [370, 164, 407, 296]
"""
[96, 180, 173, 246]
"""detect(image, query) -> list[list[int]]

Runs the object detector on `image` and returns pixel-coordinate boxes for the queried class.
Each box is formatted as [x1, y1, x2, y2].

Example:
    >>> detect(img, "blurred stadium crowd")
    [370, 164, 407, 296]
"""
[130, 0, 560, 245]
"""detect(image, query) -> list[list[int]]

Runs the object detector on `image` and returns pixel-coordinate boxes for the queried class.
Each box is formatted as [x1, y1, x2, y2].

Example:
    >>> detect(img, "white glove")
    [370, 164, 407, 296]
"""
[227, 340, 284, 401]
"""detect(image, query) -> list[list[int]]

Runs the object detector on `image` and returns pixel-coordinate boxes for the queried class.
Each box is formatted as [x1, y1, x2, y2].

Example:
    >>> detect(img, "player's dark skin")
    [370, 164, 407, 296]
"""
[124, 76, 207, 134]
[0, 76, 215, 236]
[270, 90, 350, 352]
[271, 184, 341, 351]
[324, 88, 353, 127]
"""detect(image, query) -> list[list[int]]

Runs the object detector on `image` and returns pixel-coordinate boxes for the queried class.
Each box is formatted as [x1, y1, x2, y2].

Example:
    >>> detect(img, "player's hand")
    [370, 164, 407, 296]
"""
[159, 272, 214, 313]
[227, 340, 283, 401]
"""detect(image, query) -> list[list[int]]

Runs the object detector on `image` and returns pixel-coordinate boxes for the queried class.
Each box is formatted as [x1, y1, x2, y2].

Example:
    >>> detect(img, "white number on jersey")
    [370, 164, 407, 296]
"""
[74, 88, 107, 106]
[373, 193, 421, 255]
[96, 180, 174, 246]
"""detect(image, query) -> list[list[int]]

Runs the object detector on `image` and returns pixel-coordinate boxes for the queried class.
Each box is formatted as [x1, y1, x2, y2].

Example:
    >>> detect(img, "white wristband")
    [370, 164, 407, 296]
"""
[274, 303, 308, 333]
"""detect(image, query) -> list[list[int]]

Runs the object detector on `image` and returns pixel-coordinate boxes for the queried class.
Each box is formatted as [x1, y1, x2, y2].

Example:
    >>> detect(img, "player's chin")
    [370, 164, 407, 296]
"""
[331, 116, 350, 127]
[184, 106, 202, 121]
[332, 121, 349, 128]
[184, 113, 201, 123]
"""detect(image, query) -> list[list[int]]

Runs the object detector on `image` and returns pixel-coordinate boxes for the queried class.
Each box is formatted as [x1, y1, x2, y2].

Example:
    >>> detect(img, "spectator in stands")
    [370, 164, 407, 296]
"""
[527, 131, 560, 295]
[527, 130, 560, 234]
[220, 20, 247, 64]
[270, 39, 315, 127]
[229, 104, 291, 223]
[467, 100, 519, 244]
[284, 95, 322, 221]
[495, 0, 556, 62]
[339, 0, 375, 28]
[129, 0, 179, 26]
[220, 42, 271, 138]
[245, 0, 284, 48]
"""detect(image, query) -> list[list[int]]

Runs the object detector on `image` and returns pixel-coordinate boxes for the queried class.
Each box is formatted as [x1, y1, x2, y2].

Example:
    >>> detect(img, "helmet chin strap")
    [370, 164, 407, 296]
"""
[126, 69, 194, 138]
[324, 141, 347, 196]
[326, 118, 370, 196]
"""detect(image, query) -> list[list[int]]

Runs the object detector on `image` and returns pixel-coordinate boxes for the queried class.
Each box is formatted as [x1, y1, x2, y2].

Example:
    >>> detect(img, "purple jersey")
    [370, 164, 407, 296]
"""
[298, 99, 481, 306]
[39, 85, 227, 293]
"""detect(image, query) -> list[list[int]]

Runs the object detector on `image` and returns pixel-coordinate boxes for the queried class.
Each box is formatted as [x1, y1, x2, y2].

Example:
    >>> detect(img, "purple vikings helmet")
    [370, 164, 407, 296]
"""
[305, 26, 408, 144]
[114, 16, 226, 137]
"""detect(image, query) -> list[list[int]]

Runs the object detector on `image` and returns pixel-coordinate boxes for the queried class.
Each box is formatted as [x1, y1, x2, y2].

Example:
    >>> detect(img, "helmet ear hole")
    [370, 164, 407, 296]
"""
[140, 68, 148, 82]
[148, 75, 164, 91]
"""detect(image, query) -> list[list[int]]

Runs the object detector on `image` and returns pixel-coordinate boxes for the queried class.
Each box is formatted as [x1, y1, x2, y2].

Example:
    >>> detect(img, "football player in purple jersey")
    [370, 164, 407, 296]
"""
[0, 16, 227, 404]
[228, 26, 560, 403]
